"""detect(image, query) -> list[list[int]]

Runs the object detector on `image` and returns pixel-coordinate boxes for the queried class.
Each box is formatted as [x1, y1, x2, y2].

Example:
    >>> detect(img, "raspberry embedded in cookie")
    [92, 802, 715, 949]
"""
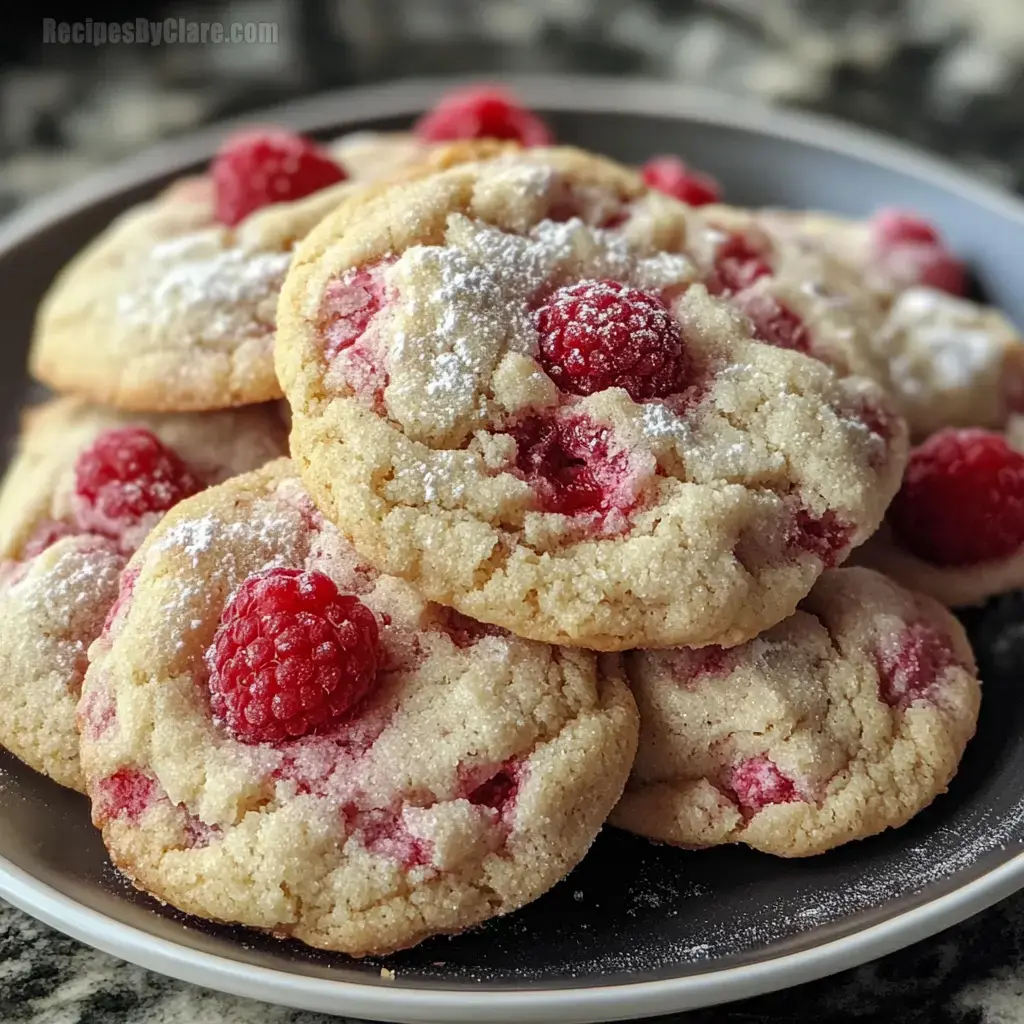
[786, 507, 852, 569]
[734, 292, 810, 354]
[727, 755, 800, 815]
[414, 85, 553, 146]
[466, 760, 522, 817]
[706, 235, 773, 296]
[342, 804, 433, 868]
[72, 428, 203, 552]
[889, 428, 1024, 567]
[870, 209, 942, 248]
[868, 208, 965, 296]
[509, 415, 643, 517]
[212, 128, 347, 227]
[641, 155, 721, 207]
[206, 568, 381, 744]
[876, 621, 959, 710]
[534, 280, 689, 400]
[94, 769, 157, 824]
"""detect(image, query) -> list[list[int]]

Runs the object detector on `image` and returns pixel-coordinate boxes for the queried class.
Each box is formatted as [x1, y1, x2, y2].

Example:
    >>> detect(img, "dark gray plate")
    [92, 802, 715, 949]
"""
[2, 76, 1024, 1024]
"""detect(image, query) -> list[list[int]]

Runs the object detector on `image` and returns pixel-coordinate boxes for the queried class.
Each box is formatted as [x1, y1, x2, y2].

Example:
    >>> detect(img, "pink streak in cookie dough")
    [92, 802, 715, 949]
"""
[875, 620, 960, 710]
[785, 506, 852, 569]
[671, 646, 733, 686]
[20, 520, 79, 559]
[509, 413, 653, 520]
[727, 756, 800, 816]
[78, 683, 117, 742]
[101, 566, 140, 638]
[342, 803, 433, 869]
[94, 769, 157, 824]
[319, 261, 394, 405]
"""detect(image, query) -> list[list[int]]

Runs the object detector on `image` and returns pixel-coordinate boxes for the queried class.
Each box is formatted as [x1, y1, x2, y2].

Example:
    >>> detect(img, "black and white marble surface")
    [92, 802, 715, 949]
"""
[3, 1, 1024, 1021]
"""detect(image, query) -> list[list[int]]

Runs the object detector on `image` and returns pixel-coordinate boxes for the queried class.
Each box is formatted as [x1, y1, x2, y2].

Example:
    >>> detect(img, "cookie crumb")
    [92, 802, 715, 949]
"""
[380, 967, 396, 981]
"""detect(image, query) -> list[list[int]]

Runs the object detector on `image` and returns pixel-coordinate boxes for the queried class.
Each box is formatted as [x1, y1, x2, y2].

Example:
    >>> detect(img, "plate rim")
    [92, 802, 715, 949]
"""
[3, 74, 1024, 1022]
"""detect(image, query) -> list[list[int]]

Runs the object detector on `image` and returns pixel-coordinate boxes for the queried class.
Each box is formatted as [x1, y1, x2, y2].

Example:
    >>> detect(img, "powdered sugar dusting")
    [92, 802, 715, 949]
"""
[884, 286, 1016, 396]
[117, 230, 292, 342]
[380, 211, 694, 447]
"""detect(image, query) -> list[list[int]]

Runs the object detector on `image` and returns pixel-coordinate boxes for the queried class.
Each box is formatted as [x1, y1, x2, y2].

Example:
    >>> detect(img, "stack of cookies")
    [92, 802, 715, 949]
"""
[2, 84, 1018, 957]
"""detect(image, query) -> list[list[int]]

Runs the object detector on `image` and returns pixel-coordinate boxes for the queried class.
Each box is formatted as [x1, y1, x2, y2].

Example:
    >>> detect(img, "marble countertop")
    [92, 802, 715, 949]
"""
[2, 1, 1024, 1022]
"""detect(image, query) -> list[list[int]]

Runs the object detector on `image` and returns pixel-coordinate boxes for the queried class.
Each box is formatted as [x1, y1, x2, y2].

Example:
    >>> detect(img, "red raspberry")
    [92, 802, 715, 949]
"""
[727, 756, 800, 815]
[889, 429, 1024, 566]
[876, 621, 959, 710]
[94, 769, 157, 825]
[414, 85, 553, 146]
[673, 645, 734, 685]
[342, 804, 432, 868]
[641, 155, 721, 207]
[786, 507, 852, 568]
[869, 209, 965, 296]
[73, 428, 202, 549]
[870, 208, 942, 248]
[881, 243, 966, 296]
[510, 415, 638, 517]
[206, 568, 380, 744]
[534, 280, 689, 400]
[734, 292, 811, 354]
[212, 129, 347, 227]
[707, 235, 773, 296]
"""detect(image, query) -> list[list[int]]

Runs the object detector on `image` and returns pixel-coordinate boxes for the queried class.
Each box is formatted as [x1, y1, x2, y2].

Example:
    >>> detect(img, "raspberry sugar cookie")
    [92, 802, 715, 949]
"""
[31, 130, 507, 412]
[78, 460, 637, 956]
[611, 567, 980, 857]
[0, 397, 285, 790]
[277, 150, 908, 650]
[692, 206, 1024, 440]
[857, 428, 1024, 606]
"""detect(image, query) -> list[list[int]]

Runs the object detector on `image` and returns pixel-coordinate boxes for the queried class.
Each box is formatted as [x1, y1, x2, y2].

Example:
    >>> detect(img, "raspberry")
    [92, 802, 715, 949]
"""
[534, 280, 689, 400]
[641, 155, 721, 207]
[889, 429, 1024, 566]
[876, 621, 959, 709]
[881, 243, 966, 296]
[73, 428, 202, 550]
[707, 235, 773, 296]
[212, 129, 347, 227]
[735, 292, 810, 354]
[869, 209, 965, 296]
[466, 761, 522, 816]
[727, 756, 800, 815]
[343, 804, 432, 868]
[510, 415, 637, 517]
[206, 568, 381, 744]
[786, 507, 852, 568]
[414, 85, 553, 146]
[870, 209, 942, 248]
[94, 769, 156, 824]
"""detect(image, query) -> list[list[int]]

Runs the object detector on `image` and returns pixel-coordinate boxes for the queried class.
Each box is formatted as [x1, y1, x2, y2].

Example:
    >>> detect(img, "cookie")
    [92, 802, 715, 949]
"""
[277, 149, 908, 651]
[694, 206, 1024, 439]
[0, 397, 286, 791]
[756, 206, 966, 299]
[30, 132, 510, 412]
[856, 427, 1024, 606]
[611, 567, 980, 857]
[77, 459, 638, 957]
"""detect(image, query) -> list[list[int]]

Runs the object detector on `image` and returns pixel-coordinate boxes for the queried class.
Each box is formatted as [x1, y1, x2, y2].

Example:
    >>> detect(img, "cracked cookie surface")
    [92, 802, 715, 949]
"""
[78, 458, 638, 956]
[0, 397, 286, 791]
[277, 149, 908, 650]
[30, 137, 508, 412]
[611, 567, 980, 857]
